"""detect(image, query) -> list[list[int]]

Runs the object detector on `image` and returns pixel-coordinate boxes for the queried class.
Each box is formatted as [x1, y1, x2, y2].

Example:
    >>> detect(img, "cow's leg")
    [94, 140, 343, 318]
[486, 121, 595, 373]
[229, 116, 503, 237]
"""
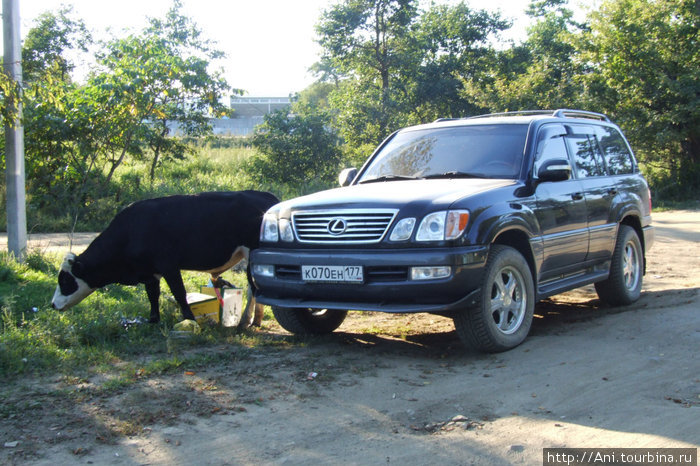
[253, 301, 264, 326]
[145, 278, 161, 324]
[163, 271, 196, 321]
[238, 285, 265, 329]
[238, 286, 256, 330]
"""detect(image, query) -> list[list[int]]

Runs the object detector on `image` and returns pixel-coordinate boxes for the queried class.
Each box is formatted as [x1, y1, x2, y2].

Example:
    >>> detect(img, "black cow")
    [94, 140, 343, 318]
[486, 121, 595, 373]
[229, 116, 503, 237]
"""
[51, 190, 279, 323]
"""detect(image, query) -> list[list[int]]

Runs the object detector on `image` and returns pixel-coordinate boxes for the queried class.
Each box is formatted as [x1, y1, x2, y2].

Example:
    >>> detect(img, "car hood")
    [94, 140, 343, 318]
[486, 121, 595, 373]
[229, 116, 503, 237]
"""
[274, 179, 517, 214]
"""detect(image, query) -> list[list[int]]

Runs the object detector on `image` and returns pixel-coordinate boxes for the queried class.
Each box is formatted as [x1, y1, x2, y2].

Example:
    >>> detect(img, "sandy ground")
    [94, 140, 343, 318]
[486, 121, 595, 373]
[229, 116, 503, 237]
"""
[1, 211, 699, 465]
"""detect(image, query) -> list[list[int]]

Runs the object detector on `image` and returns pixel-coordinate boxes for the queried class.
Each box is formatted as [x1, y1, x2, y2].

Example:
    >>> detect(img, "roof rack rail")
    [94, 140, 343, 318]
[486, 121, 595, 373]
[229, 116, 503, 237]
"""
[552, 109, 610, 122]
[437, 109, 612, 122]
[467, 110, 553, 120]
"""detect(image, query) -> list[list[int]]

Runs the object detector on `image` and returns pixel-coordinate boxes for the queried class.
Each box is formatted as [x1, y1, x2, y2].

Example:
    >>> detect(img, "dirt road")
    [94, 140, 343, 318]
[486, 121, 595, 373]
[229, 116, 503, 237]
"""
[2, 211, 699, 465]
[0, 231, 96, 254]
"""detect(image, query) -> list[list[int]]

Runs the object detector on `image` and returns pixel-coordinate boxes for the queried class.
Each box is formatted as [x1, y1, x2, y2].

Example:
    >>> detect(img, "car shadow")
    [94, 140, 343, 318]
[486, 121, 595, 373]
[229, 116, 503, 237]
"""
[306, 287, 698, 356]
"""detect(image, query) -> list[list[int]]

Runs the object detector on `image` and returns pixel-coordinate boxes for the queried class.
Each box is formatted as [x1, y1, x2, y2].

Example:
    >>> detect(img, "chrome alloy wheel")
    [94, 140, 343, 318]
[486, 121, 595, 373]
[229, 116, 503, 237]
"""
[622, 240, 641, 291]
[489, 265, 527, 335]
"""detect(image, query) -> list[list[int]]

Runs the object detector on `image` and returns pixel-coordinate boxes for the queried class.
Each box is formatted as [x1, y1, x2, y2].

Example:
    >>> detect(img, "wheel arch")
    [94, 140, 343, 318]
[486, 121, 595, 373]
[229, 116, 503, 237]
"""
[491, 227, 537, 288]
[619, 213, 647, 273]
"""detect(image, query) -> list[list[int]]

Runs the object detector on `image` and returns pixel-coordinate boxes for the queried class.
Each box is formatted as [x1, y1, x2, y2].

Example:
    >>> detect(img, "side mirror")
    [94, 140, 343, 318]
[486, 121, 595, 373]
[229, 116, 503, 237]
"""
[338, 167, 358, 187]
[537, 159, 572, 182]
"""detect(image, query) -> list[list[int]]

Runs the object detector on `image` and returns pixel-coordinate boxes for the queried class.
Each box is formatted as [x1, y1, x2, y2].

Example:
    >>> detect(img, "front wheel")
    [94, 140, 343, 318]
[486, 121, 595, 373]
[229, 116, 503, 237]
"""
[595, 225, 643, 306]
[272, 306, 348, 335]
[453, 245, 535, 352]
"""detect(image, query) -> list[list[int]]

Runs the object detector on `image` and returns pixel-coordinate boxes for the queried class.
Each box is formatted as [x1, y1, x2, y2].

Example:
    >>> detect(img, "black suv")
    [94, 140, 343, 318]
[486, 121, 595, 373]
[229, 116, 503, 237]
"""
[250, 110, 654, 352]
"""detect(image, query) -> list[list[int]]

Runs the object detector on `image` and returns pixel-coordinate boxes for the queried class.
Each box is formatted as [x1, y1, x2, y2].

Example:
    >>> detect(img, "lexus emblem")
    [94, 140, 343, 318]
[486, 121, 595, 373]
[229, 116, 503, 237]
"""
[327, 218, 348, 235]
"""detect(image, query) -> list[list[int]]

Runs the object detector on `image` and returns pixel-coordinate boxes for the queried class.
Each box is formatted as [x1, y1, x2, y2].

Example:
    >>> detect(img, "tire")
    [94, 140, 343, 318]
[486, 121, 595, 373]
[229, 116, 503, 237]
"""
[272, 306, 348, 335]
[453, 245, 535, 352]
[595, 225, 643, 306]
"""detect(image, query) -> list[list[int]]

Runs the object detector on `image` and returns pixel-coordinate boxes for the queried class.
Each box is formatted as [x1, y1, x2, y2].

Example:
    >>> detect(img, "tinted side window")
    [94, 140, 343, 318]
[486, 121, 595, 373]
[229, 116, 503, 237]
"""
[533, 124, 568, 176]
[595, 126, 635, 175]
[565, 125, 606, 178]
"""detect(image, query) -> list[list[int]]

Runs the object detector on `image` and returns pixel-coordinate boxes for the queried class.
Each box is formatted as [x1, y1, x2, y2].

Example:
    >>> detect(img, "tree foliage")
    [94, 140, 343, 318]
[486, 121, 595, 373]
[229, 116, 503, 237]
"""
[249, 105, 343, 188]
[462, 0, 588, 111]
[91, 0, 232, 181]
[316, 0, 508, 165]
[7, 1, 233, 230]
[582, 0, 700, 199]
[313, 0, 699, 200]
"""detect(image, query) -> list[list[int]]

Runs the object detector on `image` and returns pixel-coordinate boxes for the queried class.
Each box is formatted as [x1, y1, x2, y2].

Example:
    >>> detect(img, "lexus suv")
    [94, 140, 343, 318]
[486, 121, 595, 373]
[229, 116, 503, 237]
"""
[250, 109, 654, 352]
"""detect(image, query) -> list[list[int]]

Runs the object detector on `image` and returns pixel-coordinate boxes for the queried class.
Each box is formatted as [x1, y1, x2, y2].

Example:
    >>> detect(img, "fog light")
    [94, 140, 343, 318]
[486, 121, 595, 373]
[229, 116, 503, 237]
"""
[410, 266, 451, 281]
[253, 264, 275, 278]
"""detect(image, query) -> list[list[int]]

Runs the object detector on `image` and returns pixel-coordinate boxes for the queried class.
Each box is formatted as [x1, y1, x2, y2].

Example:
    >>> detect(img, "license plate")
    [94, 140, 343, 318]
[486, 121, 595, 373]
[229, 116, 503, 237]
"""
[302, 265, 364, 283]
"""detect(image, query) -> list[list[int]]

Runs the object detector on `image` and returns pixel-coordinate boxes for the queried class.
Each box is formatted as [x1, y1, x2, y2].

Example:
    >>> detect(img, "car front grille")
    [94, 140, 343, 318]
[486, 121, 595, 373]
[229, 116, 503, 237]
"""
[292, 209, 398, 244]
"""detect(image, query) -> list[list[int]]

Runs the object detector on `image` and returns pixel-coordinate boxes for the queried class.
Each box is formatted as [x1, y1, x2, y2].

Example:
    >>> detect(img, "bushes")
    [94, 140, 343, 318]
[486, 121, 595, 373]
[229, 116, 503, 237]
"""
[248, 108, 344, 188]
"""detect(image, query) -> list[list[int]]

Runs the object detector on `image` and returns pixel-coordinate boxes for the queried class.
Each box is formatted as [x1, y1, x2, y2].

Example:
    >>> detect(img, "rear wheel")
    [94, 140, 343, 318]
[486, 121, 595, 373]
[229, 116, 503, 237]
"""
[272, 306, 348, 335]
[595, 225, 643, 306]
[453, 245, 535, 352]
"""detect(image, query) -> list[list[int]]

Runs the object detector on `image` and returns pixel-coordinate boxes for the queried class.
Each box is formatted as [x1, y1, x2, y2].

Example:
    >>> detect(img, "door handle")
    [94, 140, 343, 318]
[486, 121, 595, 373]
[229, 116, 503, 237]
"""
[571, 192, 583, 201]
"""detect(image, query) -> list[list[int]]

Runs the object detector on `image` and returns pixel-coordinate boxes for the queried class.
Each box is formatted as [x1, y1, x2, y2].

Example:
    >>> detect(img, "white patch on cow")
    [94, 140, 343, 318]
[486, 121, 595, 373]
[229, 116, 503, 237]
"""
[204, 246, 250, 277]
[60, 252, 77, 271]
[52, 278, 95, 310]
[51, 252, 96, 310]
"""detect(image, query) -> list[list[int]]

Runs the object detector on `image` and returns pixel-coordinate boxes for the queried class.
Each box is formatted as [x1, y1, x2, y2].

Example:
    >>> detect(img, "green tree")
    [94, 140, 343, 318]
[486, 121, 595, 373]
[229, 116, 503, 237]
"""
[249, 106, 343, 189]
[316, 0, 508, 165]
[582, 0, 700, 199]
[408, 2, 509, 120]
[93, 0, 232, 181]
[317, 0, 418, 161]
[11, 1, 236, 230]
[22, 6, 90, 83]
[10, 8, 89, 220]
[462, 0, 588, 111]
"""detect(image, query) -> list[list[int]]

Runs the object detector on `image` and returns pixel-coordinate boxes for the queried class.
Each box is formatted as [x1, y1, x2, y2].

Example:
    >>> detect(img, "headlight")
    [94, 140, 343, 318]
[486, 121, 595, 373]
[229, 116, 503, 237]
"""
[260, 213, 279, 242]
[279, 218, 294, 242]
[416, 210, 469, 241]
[390, 218, 416, 241]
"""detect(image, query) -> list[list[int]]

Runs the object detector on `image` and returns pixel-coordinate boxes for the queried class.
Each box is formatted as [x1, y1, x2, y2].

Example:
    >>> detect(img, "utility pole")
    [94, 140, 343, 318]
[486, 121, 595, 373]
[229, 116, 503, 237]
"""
[3, 0, 27, 260]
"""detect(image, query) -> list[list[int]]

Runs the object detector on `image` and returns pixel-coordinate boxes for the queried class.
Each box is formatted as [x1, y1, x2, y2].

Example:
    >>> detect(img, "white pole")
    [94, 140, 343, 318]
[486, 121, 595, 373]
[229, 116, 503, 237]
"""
[3, 0, 27, 260]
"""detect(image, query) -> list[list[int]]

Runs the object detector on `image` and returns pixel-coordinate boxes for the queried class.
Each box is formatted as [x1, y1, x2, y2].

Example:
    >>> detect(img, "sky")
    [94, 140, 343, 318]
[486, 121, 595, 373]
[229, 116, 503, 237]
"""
[8, 0, 574, 97]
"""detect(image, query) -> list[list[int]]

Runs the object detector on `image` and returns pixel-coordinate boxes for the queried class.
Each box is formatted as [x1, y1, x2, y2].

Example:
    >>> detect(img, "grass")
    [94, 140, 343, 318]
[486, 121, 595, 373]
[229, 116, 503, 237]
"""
[0, 250, 291, 384]
[652, 199, 700, 211]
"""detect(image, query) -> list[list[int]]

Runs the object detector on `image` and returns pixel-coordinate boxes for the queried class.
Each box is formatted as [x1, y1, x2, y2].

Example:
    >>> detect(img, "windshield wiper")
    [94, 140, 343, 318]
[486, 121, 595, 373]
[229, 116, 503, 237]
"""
[359, 175, 418, 184]
[423, 171, 489, 179]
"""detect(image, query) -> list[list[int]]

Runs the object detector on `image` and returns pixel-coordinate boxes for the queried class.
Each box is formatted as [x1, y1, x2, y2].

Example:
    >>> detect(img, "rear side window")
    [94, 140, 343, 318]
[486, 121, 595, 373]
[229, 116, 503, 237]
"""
[595, 126, 635, 175]
[565, 125, 606, 178]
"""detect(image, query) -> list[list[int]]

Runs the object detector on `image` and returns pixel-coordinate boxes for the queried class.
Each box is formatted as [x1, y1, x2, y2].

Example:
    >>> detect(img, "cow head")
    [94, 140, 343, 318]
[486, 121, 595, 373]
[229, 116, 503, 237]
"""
[51, 253, 96, 310]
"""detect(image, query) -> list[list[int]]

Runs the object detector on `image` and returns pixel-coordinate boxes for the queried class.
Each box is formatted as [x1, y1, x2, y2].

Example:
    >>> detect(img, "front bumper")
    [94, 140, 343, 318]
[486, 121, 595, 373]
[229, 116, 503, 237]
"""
[250, 245, 488, 314]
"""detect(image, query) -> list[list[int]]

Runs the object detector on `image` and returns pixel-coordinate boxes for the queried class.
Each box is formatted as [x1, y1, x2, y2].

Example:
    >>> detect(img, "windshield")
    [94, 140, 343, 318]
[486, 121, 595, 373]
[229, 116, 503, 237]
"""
[358, 124, 528, 182]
